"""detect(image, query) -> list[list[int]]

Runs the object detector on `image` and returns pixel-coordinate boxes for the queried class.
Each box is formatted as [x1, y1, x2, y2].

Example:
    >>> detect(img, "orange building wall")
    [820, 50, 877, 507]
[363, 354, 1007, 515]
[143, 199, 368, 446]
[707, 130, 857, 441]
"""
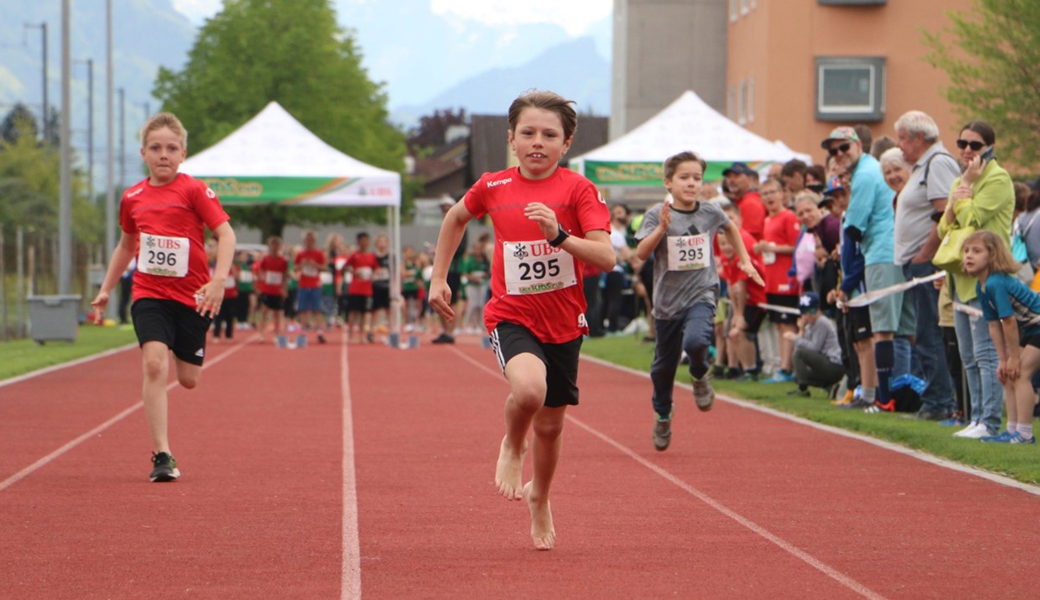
[728, 0, 973, 164]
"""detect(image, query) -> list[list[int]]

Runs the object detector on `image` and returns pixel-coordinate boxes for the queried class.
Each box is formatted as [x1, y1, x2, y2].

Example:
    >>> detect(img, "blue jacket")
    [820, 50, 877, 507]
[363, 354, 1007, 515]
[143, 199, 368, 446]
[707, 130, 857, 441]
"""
[843, 154, 895, 266]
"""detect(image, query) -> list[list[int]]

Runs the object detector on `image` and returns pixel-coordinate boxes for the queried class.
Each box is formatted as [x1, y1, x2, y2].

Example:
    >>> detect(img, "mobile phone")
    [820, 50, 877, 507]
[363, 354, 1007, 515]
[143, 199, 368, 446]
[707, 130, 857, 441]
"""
[980, 147, 995, 165]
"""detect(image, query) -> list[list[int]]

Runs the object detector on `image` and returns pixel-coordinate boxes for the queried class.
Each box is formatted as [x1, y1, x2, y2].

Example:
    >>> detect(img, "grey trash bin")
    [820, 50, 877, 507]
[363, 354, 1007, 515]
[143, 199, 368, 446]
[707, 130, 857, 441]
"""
[27, 295, 82, 343]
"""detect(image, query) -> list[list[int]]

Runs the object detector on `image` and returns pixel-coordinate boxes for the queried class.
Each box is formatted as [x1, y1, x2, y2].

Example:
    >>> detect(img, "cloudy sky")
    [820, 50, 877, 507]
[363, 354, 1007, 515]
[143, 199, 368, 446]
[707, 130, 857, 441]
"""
[170, 0, 613, 108]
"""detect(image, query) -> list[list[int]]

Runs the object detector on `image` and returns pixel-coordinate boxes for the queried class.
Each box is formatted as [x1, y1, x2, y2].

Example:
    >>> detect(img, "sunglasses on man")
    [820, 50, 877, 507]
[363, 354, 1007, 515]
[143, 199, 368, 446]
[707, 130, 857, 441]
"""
[827, 143, 851, 157]
[956, 139, 986, 151]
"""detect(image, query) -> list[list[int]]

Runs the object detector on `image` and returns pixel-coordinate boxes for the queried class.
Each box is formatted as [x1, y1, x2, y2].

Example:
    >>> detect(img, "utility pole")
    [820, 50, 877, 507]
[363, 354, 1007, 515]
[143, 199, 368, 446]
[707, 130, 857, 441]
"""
[76, 58, 94, 201]
[58, 0, 71, 295]
[25, 22, 47, 142]
[104, 0, 116, 318]
[119, 87, 125, 191]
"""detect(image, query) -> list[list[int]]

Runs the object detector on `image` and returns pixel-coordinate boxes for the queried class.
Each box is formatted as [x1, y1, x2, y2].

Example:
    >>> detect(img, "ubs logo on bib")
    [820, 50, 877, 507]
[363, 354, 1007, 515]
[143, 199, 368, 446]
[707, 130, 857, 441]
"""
[144, 235, 182, 250]
[512, 244, 529, 261]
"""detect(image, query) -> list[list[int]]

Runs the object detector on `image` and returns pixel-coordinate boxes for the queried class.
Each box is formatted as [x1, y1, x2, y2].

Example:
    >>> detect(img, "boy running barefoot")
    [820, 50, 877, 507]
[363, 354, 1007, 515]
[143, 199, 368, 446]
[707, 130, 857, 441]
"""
[91, 112, 235, 481]
[636, 151, 762, 451]
[429, 90, 614, 550]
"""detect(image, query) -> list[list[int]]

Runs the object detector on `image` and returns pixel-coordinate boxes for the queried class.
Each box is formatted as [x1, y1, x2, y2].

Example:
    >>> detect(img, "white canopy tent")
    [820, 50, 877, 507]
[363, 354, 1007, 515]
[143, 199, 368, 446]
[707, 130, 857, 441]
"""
[180, 101, 406, 342]
[569, 91, 810, 185]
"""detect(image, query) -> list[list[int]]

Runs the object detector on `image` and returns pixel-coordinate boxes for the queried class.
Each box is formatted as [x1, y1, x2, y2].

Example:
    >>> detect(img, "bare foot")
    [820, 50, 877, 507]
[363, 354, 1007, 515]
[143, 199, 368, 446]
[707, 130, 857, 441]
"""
[494, 436, 526, 500]
[523, 482, 555, 550]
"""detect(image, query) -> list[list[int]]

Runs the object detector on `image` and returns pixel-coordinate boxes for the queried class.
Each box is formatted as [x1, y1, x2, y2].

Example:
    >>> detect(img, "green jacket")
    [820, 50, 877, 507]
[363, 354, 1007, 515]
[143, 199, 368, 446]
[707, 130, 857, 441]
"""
[937, 159, 1014, 302]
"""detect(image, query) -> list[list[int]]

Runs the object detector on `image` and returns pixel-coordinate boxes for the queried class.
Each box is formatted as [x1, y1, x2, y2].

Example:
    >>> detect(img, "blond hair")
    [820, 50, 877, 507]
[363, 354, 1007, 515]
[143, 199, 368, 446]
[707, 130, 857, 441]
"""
[963, 230, 1019, 275]
[140, 112, 188, 148]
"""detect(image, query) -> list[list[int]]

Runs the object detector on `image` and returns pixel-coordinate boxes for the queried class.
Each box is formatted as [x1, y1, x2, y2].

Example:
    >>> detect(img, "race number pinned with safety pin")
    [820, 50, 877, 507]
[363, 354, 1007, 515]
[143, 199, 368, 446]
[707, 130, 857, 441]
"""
[502, 239, 576, 295]
[139, 232, 189, 277]
[667, 234, 710, 271]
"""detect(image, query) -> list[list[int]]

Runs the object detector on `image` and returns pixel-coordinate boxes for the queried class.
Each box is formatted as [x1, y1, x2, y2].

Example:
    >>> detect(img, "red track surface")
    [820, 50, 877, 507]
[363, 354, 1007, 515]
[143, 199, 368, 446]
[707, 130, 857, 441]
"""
[2, 330, 1040, 599]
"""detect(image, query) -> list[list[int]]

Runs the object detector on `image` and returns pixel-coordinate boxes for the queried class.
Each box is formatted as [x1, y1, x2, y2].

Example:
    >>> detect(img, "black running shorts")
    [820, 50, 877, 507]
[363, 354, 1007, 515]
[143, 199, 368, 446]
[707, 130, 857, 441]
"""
[489, 321, 582, 408]
[259, 293, 285, 311]
[131, 298, 211, 366]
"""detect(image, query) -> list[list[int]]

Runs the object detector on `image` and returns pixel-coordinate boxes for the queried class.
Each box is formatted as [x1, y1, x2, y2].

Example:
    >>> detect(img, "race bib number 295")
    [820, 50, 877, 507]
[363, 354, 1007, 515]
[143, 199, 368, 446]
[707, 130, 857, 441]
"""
[139, 233, 189, 278]
[502, 240, 577, 295]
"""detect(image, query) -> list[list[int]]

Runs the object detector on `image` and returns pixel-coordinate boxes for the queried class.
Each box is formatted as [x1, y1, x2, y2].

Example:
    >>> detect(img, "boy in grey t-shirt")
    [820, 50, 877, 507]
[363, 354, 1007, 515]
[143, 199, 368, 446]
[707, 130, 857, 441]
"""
[636, 151, 762, 451]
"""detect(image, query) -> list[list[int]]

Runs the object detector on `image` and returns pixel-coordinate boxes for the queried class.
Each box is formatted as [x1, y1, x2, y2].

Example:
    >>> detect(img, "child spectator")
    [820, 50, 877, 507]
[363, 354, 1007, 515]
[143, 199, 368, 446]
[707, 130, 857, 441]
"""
[754, 177, 803, 382]
[785, 292, 844, 397]
[717, 204, 766, 380]
[636, 151, 762, 452]
[965, 231, 1038, 443]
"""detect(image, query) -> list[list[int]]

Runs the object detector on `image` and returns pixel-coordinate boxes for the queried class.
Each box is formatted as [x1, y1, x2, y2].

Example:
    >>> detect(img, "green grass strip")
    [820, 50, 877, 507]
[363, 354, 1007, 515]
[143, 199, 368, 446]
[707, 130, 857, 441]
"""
[583, 334, 1040, 486]
[0, 325, 137, 381]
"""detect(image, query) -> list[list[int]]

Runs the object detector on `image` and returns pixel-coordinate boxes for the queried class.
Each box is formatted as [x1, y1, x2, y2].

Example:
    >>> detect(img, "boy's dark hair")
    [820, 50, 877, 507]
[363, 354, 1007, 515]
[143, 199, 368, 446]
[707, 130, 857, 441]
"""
[663, 151, 707, 180]
[780, 159, 807, 179]
[960, 120, 996, 146]
[807, 165, 826, 184]
[1014, 182, 1030, 212]
[871, 135, 897, 159]
[612, 203, 631, 216]
[507, 90, 577, 140]
[356, 232, 370, 242]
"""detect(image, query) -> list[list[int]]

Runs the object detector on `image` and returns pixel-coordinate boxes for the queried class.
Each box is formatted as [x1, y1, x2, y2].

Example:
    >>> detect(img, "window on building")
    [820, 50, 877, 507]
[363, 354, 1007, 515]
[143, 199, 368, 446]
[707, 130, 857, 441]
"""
[815, 56, 886, 122]
[748, 78, 755, 124]
[739, 80, 747, 126]
[729, 0, 738, 22]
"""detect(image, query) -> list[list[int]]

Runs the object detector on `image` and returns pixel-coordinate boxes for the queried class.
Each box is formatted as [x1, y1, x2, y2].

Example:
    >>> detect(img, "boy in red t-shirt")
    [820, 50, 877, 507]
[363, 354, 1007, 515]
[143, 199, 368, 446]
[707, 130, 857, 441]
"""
[753, 177, 803, 382]
[345, 232, 379, 343]
[295, 230, 327, 343]
[256, 236, 290, 343]
[91, 112, 236, 482]
[429, 91, 615, 550]
[718, 204, 767, 380]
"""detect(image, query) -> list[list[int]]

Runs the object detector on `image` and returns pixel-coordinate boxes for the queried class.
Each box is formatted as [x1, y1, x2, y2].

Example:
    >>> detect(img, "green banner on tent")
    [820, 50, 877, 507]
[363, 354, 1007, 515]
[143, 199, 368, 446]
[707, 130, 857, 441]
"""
[582, 161, 744, 186]
[197, 176, 361, 204]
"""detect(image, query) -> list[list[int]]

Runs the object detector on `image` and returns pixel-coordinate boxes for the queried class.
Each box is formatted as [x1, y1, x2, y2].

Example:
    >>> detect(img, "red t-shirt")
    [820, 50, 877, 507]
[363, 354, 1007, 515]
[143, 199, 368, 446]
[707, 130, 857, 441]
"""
[762, 209, 802, 295]
[120, 173, 230, 309]
[719, 228, 766, 306]
[464, 166, 610, 343]
[295, 249, 326, 289]
[735, 191, 766, 241]
[257, 255, 289, 296]
[347, 252, 379, 296]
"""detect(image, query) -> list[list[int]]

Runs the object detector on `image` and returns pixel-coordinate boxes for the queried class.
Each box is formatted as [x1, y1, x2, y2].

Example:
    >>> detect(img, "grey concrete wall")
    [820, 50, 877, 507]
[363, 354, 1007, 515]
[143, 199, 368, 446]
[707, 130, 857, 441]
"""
[611, 0, 728, 139]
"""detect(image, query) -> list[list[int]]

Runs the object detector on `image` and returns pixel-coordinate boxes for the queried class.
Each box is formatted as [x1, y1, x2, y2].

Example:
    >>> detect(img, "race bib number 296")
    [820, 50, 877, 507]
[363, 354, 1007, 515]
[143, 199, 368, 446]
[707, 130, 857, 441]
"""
[502, 240, 577, 295]
[139, 233, 189, 278]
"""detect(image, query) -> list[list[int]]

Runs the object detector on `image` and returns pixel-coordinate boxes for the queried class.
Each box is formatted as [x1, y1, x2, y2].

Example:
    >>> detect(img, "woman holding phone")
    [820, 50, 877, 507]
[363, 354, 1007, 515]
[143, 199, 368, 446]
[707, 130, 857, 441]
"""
[937, 120, 1015, 439]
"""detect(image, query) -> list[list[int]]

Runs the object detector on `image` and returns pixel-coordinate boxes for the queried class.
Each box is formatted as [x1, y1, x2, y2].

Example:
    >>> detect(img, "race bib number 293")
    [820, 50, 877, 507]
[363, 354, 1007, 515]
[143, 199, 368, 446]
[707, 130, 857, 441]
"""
[502, 240, 576, 295]
[139, 233, 189, 278]
[667, 234, 710, 271]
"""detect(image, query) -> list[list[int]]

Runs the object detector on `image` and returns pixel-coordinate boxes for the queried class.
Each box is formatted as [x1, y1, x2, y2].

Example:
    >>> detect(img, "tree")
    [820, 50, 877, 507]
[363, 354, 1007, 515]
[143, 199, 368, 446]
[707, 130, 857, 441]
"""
[407, 108, 468, 155]
[152, 0, 408, 238]
[1, 104, 39, 145]
[924, 0, 1040, 169]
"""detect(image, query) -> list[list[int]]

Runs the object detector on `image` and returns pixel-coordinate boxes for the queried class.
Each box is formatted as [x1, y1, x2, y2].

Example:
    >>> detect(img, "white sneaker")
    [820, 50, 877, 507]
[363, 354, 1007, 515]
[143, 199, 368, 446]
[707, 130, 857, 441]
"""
[953, 422, 983, 438]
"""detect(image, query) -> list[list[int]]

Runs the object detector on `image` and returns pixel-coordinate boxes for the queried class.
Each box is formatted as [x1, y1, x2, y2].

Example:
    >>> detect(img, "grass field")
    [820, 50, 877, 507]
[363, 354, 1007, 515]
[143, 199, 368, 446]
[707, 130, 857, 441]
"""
[0, 324, 137, 381]
[582, 333, 1040, 485]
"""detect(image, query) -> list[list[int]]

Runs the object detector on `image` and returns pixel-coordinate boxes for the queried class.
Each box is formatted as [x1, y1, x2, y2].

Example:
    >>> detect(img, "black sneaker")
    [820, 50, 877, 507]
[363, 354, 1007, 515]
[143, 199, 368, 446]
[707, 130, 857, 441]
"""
[150, 452, 180, 482]
[432, 333, 455, 344]
[317, 332, 327, 344]
[653, 414, 672, 451]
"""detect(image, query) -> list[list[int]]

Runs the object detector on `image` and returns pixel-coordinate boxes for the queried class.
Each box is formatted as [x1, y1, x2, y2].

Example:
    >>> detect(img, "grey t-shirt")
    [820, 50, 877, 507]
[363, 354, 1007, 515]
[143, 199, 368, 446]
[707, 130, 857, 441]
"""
[635, 201, 729, 320]
[893, 142, 960, 265]
[793, 314, 842, 365]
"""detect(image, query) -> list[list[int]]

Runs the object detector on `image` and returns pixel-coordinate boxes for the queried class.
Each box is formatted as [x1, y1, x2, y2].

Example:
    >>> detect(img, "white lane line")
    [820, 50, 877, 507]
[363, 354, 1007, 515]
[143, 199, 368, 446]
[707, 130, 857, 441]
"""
[580, 354, 1040, 498]
[0, 342, 137, 391]
[449, 346, 885, 600]
[0, 337, 252, 493]
[341, 336, 362, 600]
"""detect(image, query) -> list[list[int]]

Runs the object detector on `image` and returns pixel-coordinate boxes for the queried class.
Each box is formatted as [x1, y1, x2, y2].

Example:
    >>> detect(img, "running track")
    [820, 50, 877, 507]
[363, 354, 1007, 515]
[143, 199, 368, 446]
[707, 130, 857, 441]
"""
[2, 330, 1039, 599]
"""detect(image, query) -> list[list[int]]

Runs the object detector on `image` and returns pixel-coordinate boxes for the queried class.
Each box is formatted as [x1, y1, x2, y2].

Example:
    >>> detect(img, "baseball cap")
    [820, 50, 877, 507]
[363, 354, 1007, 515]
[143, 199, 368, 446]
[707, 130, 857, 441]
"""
[820, 126, 861, 150]
[821, 176, 845, 199]
[438, 195, 455, 208]
[799, 291, 821, 314]
[722, 162, 756, 177]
